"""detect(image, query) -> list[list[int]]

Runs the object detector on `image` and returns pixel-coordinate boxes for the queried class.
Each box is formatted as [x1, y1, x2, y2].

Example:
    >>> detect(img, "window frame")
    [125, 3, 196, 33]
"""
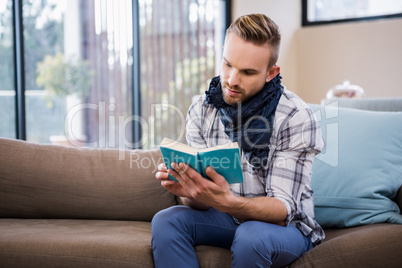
[12, 0, 26, 140]
[302, 0, 402, 27]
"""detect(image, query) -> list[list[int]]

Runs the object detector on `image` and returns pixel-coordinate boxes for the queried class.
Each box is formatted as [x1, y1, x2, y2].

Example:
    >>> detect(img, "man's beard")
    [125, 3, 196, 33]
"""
[221, 82, 243, 106]
[221, 80, 266, 106]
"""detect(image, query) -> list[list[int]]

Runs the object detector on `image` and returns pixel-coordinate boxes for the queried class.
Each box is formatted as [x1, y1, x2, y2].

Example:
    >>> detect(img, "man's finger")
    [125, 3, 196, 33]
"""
[171, 162, 189, 181]
[155, 171, 169, 180]
[172, 163, 197, 189]
[205, 166, 226, 185]
[158, 162, 167, 171]
[161, 180, 176, 187]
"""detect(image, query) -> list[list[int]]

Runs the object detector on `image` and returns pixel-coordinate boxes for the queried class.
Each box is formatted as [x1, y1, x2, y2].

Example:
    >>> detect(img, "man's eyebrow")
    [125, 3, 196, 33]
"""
[223, 57, 259, 73]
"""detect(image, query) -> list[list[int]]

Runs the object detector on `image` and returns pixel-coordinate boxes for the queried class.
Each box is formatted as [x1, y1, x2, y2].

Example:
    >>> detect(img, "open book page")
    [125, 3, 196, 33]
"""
[159, 138, 198, 155]
[160, 137, 238, 153]
[198, 141, 239, 152]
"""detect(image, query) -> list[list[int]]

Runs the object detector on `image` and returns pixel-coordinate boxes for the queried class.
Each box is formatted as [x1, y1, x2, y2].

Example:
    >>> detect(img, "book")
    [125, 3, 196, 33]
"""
[159, 137, 244, 184]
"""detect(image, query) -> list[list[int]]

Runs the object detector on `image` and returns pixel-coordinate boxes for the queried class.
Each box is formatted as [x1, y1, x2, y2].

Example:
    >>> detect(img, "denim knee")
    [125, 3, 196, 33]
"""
[152, 206, 186, 236]
[231, 221, 312, 268]
[151, 206, 200, 268]
[232, 221, 270, 254]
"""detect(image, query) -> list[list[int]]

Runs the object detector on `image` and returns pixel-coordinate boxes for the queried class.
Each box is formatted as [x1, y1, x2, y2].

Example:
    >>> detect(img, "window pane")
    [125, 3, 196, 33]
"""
[139, 0, 226, 149]
[307, 0, 402, 23]
[0, 0, 16, 139]
[23, 0, 79, 144]
[23, 0, 133, 147]
[81, 0, 133, 149]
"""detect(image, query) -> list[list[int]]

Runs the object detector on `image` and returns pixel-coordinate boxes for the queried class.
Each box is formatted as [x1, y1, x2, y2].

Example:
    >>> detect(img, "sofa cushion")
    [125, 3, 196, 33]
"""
[0, 219, 155, 268]
[289, 223, 402, 268]
[0, 138, 176, 221]
[309, 104, 402, 228]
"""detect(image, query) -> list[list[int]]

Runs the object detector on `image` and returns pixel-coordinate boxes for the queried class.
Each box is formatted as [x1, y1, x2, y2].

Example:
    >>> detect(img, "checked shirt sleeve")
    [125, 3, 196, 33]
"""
[267, 105, 324, 226]
[185, 96, 208, 149]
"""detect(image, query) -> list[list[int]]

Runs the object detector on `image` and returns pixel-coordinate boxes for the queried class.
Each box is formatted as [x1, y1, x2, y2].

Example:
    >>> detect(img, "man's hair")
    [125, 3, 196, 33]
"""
[226, 14, 281, 69]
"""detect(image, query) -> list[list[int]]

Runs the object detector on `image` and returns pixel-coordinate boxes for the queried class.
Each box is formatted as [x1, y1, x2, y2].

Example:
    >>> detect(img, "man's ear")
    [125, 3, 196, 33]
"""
[265, 65, 280, 82]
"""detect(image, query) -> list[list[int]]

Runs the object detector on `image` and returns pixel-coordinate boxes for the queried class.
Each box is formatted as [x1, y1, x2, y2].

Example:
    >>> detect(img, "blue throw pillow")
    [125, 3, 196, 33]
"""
[309, 103, 402, 228]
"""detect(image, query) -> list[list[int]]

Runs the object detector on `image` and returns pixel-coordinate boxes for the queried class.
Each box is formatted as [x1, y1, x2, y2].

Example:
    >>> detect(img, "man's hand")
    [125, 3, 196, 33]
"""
[156, 162, 217, 210]
[170, 162, 235, 211]
[155, 162, 234, 210]
[155, 163, 193, 198]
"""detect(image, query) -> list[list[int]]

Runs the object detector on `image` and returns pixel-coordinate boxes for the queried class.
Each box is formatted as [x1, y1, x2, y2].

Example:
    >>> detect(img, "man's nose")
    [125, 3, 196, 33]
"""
[228, 70, 240, 87]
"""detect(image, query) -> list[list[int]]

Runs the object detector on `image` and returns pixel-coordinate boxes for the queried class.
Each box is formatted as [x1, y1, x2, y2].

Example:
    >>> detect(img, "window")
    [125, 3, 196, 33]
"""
[0, 0, 15, 139]
[8, 0, 134, 146]
[1, 0, 229, 149]
[302, 0, 402, 26]
[138, 0, 228, 148]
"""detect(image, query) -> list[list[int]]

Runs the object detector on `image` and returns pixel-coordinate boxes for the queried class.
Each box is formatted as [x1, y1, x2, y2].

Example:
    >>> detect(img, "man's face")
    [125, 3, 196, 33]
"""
[220, 33, 274, 105]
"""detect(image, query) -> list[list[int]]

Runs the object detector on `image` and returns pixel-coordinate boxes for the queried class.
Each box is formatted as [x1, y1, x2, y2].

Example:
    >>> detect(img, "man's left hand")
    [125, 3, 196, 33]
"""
[170, 162, 235, 211]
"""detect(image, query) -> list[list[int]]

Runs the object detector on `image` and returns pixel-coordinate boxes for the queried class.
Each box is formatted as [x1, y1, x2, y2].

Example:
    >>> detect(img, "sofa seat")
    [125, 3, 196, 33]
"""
[289, 223, 402, 267]
[0, 219, 154, 268]
[2, 218, 401, 268]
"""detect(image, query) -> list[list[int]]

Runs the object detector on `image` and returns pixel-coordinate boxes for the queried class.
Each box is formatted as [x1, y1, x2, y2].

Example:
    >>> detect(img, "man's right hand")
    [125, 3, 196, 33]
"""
[155, 163, 210, 210]
[155, 163, 191, 198]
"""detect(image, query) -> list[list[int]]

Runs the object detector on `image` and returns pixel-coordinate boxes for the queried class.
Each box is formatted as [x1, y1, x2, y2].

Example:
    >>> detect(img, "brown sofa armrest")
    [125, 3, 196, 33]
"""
[397, 185, 402, 213]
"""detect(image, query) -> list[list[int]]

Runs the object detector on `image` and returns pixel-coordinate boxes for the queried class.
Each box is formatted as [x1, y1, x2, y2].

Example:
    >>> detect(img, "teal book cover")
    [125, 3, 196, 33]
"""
[159, 138, 243, 184]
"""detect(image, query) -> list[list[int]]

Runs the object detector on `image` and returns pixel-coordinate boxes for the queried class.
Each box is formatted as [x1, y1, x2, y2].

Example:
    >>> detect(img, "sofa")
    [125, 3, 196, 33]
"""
[0, 98, 401, 268]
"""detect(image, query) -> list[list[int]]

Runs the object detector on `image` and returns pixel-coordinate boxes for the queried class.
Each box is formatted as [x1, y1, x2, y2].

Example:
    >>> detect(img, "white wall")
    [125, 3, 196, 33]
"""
[297, 19, 402, 103]
[232, 0, 402, 104]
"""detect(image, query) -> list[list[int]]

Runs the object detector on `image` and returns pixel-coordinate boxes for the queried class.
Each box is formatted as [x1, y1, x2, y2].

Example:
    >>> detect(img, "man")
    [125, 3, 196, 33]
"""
[152, 13, 324, 267]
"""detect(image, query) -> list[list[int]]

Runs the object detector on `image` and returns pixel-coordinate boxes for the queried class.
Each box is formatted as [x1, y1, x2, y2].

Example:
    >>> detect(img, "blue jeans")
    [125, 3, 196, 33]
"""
[151, 206, 313, 268]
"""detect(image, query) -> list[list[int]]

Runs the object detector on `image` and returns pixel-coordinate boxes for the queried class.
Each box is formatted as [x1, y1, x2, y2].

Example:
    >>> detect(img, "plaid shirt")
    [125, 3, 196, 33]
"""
[185, 89, 325, 245]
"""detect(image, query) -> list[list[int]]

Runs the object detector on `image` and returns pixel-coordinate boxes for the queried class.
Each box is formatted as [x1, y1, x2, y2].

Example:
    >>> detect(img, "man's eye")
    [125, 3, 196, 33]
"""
[244, 71, 254, 75]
